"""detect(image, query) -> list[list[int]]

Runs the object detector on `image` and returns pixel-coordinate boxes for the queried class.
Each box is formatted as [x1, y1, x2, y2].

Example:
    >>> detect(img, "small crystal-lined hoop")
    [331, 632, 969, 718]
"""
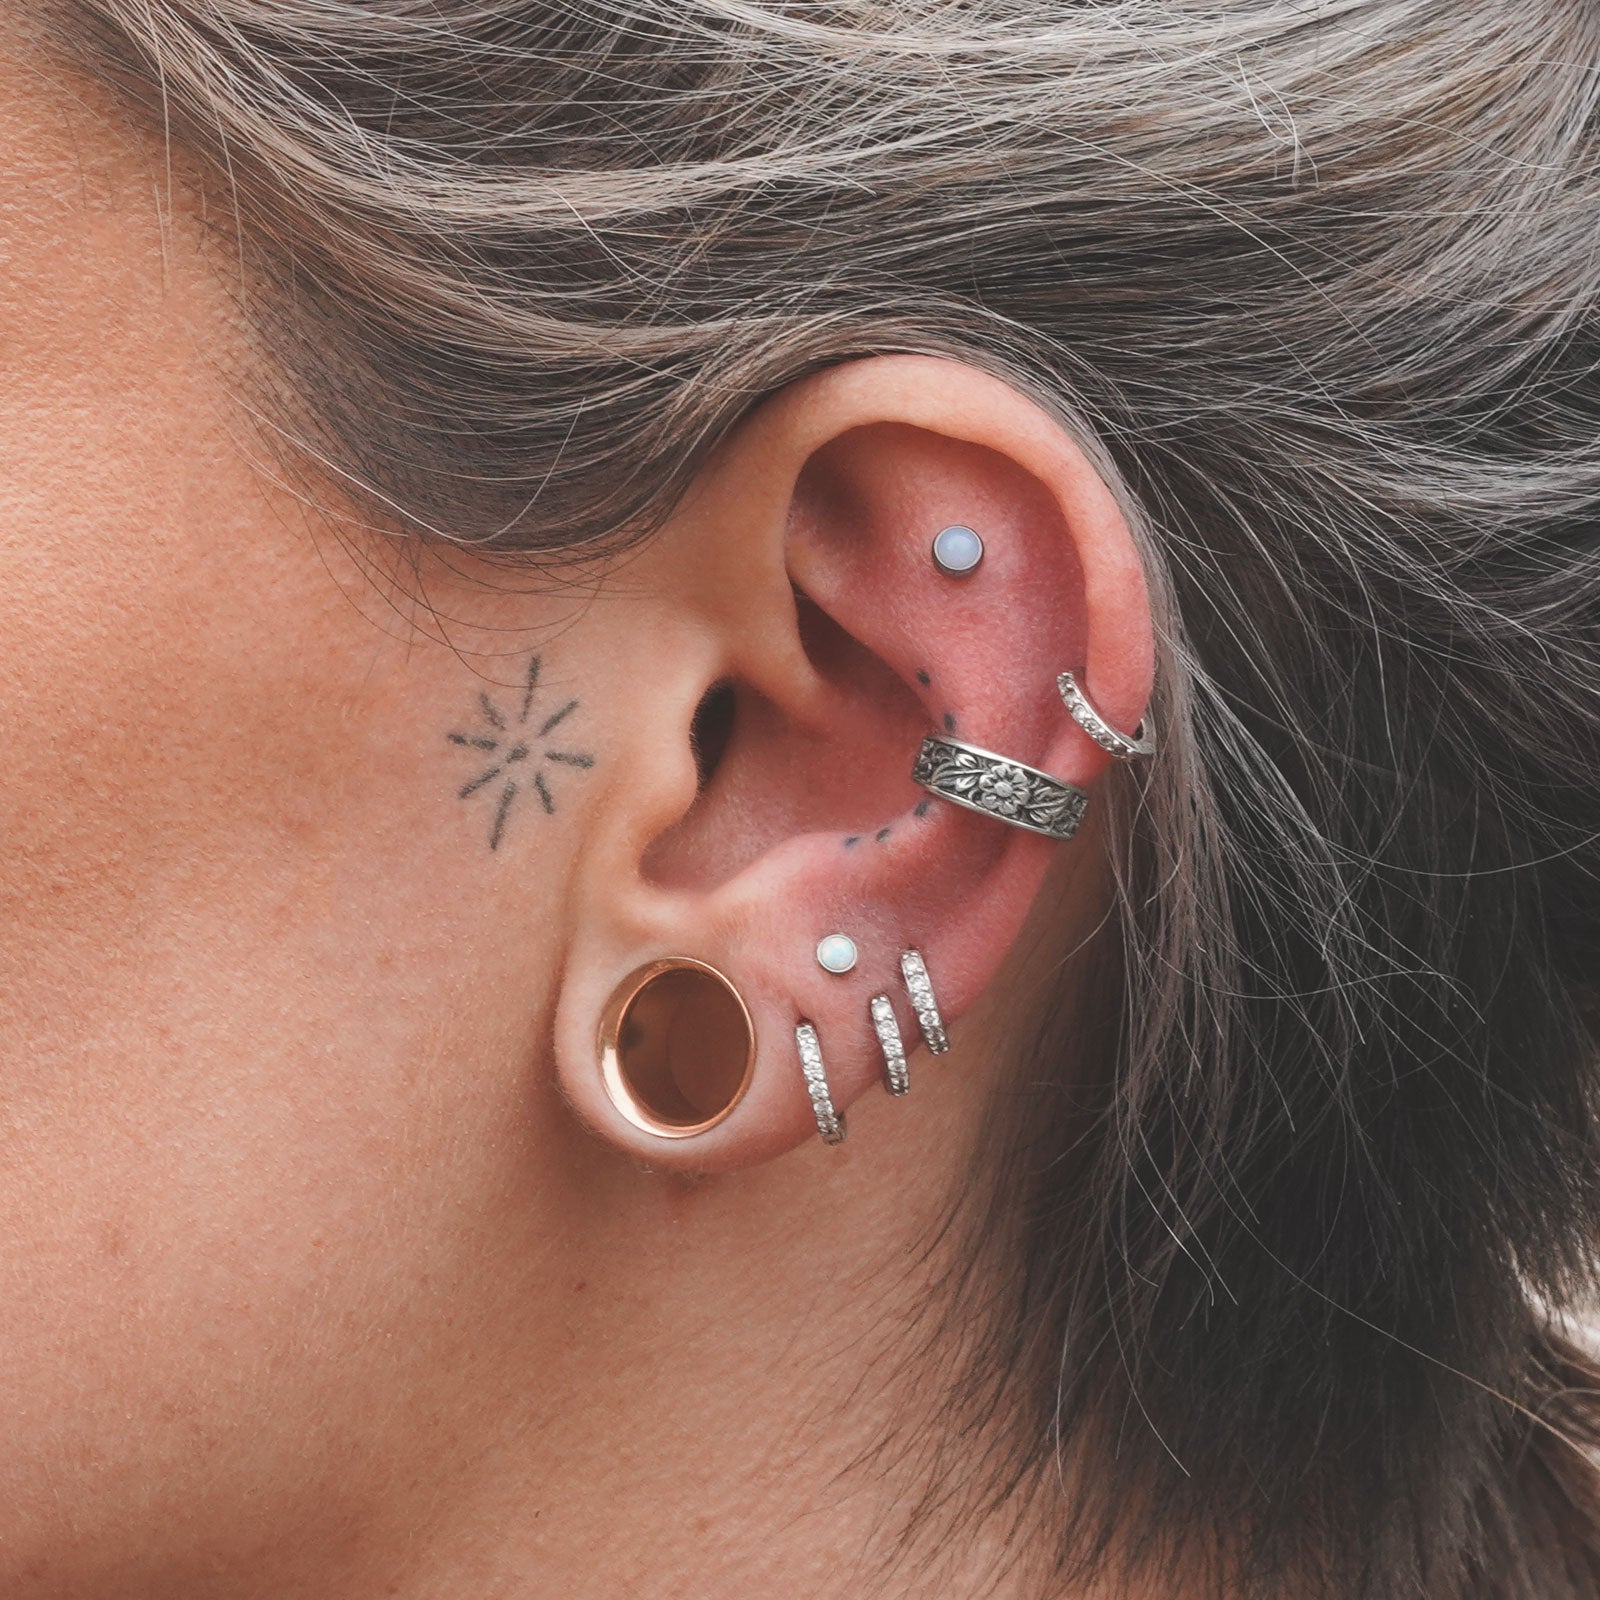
[870, 996, 910, 1096]
[899, 950, 950, 1055]
[912, 735, 1089, 841]
[795, 1023, 846, 1145]
[1056, 670, 1154, 761]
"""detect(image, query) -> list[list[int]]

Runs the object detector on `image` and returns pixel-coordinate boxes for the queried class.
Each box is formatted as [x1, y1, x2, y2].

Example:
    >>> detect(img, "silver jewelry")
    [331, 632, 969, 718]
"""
[795, 1023, 846, 1145]
[931, 524, 984, 576]
[1057, 670, 1153, 760]
[870, 996, 910, 1095]
[911, 735, 1088, 841]
[815, 933, 858, 975]
[899, 950, 949, 1055]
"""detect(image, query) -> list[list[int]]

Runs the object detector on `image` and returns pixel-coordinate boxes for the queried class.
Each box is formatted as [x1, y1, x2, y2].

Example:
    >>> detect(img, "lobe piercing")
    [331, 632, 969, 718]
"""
[870, 996, 910, 1096]
[1057, 670, 1154, 760]
[815, 933, 858, 975]
[899, 950, 950, 1055]
[795, 1023, 846, 1145]
[597, 958, 756, 1138]
[931, 524, 984, 577]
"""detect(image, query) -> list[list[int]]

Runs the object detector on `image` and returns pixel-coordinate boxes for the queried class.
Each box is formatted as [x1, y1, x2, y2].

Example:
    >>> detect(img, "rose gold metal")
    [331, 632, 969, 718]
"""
[597, 957, 757, 1138]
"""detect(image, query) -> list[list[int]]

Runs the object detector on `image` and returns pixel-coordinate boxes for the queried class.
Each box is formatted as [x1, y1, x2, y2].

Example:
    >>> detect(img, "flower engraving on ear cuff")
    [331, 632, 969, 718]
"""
[976, 762, 1030, 816]
[911, 736, 1088, 841]
[446, 655, 596, 850]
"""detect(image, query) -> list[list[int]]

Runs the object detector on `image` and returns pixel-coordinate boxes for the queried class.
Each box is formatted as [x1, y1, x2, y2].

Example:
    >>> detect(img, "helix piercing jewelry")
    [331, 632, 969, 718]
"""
[870, 996, 910, 1095]
[899, 950, 950, 1055]
[930, 524, 984, 577]
[911, 735, 1089, 841]
[1057, 670, 1154, 760]
[815, 933, 858, 975]
[795, 1023, 846, 1145]
[598, 958, 756, 1138]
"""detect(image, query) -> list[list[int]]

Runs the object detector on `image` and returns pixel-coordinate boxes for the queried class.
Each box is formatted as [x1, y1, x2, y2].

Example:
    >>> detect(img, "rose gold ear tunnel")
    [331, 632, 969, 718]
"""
[598, 958, 757, 1138]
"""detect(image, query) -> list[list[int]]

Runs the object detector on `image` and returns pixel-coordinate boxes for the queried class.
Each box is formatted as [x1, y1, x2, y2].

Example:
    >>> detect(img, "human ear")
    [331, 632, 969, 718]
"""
[552, 353, 1154, 1171]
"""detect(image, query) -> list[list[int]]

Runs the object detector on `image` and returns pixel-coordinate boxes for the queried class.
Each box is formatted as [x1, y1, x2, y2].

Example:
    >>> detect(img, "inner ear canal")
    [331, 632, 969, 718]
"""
[690, 680, 737, 792]
[641, 591, 928, 892]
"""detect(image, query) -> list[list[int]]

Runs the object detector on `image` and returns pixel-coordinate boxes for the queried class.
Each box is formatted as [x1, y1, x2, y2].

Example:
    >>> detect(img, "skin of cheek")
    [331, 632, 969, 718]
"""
[0, 54, 610, 1591]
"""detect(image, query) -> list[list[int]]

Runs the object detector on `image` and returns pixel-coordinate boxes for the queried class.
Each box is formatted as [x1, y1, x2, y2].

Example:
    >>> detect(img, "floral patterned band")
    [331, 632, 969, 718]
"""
[910, 736, 1089, 841]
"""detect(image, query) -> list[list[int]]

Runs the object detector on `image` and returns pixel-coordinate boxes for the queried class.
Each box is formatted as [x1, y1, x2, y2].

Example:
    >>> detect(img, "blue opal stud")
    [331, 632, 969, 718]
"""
[931, 524, 984, 577]
[815, 933, 858, 975]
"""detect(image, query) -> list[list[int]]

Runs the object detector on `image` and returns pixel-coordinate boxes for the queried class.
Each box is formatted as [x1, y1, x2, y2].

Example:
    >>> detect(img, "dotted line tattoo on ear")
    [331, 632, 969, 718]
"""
[447, 655, 595, 851]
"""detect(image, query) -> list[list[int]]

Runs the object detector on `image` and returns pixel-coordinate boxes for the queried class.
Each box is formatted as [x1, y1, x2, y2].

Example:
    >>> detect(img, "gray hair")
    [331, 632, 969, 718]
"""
[46, 2, 1600, 1595]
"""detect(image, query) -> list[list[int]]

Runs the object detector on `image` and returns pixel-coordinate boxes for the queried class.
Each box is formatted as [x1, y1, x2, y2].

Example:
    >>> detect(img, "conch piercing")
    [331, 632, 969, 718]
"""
[795, 1023, 846, 1145]
[930, 524, 984, 577]
[870, 996, 910, 1095]
[1057, 670, 1154, 760]
[912, 735, 1089, 841]
[899, 949, 950, 1055]
[598, 958, 756, 1138]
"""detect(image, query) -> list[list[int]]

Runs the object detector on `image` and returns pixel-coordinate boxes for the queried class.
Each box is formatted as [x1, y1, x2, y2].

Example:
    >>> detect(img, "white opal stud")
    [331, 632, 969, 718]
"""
[931, 524, 984, 577]
[815, 933, 859, 975]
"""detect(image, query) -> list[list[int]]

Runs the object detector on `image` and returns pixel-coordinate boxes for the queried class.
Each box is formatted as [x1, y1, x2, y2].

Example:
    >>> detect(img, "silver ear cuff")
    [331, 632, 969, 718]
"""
[870, 996, 910, 1095]
[899, 950, 949, 1055]
[795, 1023, 846, 1145]
[1057, 670, 1154, 760]
[912, 735, 1088, 841]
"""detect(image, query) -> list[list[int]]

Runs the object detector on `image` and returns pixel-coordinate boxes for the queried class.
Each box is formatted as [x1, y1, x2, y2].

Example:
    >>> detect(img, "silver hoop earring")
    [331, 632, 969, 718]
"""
[911, 735, 1088, 840]
[795, 1022, 846, 1145]
[1057, 670, 1153, 760]
[899, 950, 949, 1055]
[870, 997, 910, 1096]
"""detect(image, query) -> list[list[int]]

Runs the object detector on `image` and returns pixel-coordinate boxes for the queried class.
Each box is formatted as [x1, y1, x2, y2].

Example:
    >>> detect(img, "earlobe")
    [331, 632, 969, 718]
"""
[551, 354, 1155, 1174]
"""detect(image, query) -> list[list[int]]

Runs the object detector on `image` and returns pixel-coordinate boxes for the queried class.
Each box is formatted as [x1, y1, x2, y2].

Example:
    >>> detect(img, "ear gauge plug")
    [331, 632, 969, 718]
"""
[597, 958, 755, 1138]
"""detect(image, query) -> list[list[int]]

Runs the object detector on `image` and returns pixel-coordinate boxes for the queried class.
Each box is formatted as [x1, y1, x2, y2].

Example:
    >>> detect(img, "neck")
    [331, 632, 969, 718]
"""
[333, 1078, 1049, 1600]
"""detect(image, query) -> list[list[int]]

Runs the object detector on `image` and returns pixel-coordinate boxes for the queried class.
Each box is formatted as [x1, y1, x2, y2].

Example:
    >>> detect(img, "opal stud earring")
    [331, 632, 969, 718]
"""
[815, 933, 858, 975]
[931, 524, 984, 577]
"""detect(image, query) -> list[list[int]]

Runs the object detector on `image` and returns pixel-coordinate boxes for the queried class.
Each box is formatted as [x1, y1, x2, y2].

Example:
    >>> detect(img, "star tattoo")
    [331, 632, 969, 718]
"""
[447, 656, 596, 850]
